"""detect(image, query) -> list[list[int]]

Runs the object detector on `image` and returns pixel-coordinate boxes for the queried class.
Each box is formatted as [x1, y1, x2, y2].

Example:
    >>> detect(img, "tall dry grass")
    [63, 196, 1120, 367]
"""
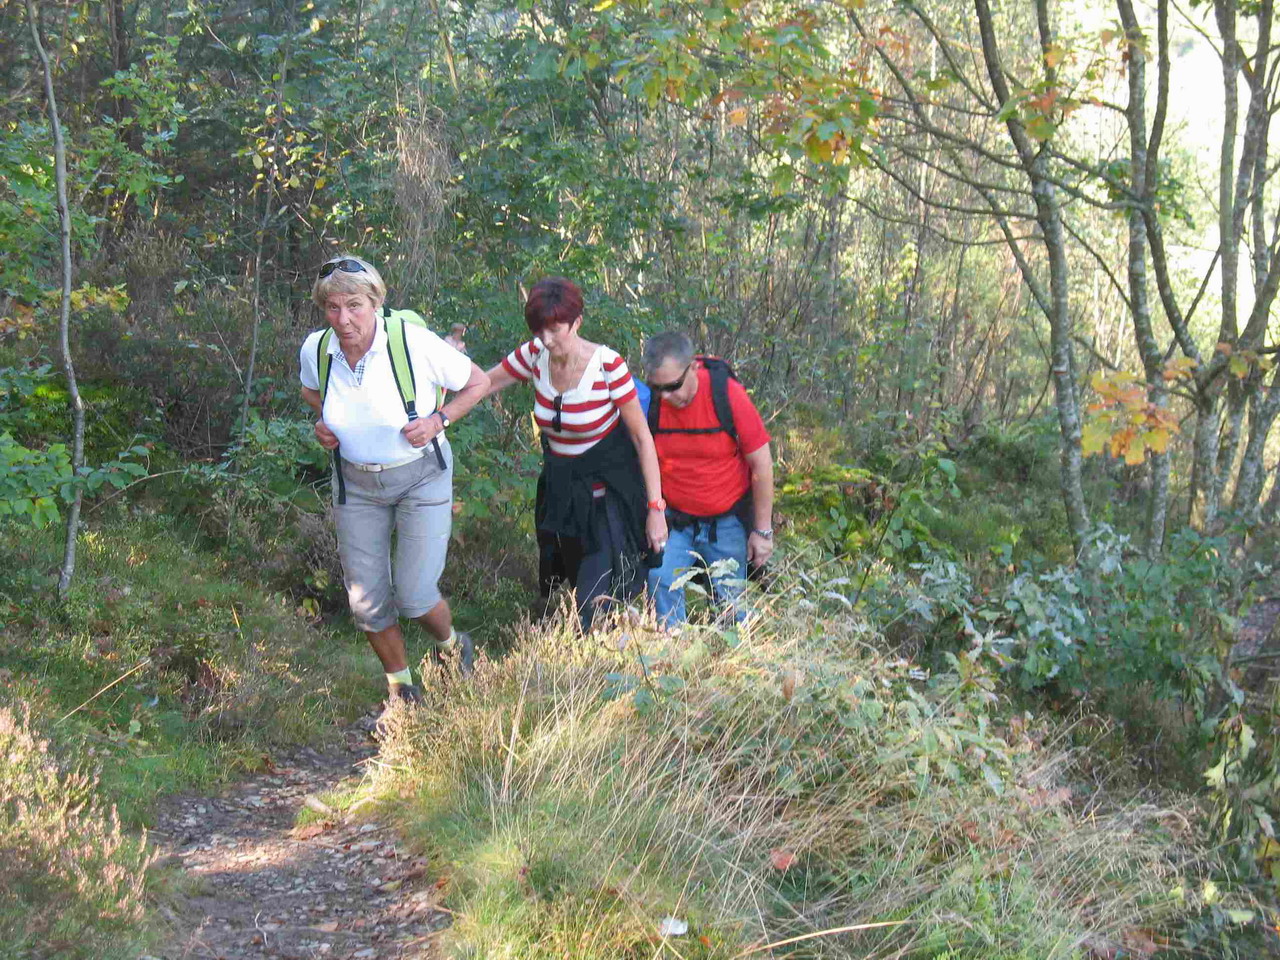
[369, 586, 1216, 959]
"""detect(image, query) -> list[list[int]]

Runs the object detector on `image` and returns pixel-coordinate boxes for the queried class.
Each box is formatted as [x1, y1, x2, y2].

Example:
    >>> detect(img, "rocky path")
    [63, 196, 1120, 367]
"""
[149, 725, 449, 960]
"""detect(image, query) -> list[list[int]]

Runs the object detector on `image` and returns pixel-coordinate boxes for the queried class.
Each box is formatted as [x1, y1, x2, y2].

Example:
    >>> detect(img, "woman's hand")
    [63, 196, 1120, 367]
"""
[315, 419, 339, 450]
[646, 509, 669, 554]
[402, 414, 443, 449]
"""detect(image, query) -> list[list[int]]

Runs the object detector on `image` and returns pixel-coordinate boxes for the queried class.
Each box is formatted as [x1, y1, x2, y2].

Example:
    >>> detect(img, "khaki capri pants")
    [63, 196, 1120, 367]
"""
[333, 440, 452, 632]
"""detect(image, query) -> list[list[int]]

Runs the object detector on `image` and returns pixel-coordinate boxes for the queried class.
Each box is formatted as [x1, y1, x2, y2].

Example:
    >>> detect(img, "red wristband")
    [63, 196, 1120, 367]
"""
[647, 498, 666, 511]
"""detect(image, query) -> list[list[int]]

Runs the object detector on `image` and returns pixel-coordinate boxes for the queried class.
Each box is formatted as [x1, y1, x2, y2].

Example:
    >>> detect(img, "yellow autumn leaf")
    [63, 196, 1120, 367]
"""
[1081, 421, 1108, 457]
[1145, 427, 1171, 453]
[1124, 440, 1146, 465]
[727, 107, 748, 126]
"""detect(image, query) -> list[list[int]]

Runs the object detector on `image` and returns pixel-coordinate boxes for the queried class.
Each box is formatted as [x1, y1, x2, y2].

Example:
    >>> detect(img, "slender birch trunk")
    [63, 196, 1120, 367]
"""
[1232, 364, 1280, 520]
[26, 0, 83, 601]
[1117, 0, 1170, 555]
[974, 0, 1090, 555]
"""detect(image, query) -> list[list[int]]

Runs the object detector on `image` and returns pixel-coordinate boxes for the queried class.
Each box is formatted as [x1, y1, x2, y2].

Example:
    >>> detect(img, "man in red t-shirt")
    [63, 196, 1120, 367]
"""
[641, 331, 774, 627]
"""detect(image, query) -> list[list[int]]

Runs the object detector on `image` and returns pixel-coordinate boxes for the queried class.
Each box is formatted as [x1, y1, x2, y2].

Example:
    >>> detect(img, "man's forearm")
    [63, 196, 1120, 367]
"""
[752, 470, 774, 529]
[747, 446, 774, 529]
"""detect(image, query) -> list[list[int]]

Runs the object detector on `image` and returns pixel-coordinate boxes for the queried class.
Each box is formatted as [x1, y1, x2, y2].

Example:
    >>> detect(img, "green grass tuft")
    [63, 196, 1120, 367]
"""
[365, 577, 1215, 959]
[0, 513, 382, 824]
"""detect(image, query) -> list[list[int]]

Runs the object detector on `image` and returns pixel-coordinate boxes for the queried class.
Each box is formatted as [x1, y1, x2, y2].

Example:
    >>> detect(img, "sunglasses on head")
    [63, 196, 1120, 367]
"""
[648, 363, 692, 393]
[318, 258, 367, 278]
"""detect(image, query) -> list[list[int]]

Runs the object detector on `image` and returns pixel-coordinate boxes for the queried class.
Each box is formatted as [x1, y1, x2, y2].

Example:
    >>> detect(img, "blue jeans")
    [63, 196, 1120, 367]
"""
[648, 513, 749, 628]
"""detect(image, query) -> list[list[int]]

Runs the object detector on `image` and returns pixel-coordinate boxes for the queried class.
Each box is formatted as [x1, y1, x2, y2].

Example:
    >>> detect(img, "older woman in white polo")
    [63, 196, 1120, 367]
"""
[299, 255, 490, 705]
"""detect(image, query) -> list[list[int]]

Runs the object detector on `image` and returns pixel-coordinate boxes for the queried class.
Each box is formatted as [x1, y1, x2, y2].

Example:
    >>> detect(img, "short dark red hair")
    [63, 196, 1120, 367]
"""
[524, 277, 584, 336]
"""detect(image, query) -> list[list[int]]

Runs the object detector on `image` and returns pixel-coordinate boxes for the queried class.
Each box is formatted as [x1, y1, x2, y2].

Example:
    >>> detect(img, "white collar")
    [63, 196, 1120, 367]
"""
[326, 319, 387, 359]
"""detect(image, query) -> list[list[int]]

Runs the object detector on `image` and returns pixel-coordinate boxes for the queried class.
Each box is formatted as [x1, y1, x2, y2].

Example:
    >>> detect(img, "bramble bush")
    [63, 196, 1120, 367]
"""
[888, 523, 1236, 701]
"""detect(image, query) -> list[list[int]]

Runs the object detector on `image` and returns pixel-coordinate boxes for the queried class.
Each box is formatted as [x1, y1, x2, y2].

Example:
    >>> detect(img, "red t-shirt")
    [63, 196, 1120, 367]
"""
[652, 364, 770, 517]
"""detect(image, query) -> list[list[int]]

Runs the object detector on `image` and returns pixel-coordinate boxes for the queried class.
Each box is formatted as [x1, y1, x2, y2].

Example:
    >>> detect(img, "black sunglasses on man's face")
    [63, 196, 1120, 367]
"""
[648, 363, 692, 393]
[318, 258, 367, 278]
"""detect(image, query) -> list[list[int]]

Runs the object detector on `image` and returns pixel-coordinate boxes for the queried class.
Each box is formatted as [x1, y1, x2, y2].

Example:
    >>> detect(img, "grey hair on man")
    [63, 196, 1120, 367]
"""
[642, 331, 695, 377]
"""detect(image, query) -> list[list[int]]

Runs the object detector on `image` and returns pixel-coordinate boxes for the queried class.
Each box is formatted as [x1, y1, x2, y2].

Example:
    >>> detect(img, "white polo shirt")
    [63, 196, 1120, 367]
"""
[299, 321, 472, 465]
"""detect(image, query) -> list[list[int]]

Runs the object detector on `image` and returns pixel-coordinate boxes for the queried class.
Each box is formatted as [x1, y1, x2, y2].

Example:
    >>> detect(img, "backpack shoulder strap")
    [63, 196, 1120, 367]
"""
[647, 385, 661, 434]
[383, 311, 419, 420]
[388, 307, 447, 411]
[317, 329, 334, 407]
[385, 308, 448, 470]
[701, 357, 738, 441]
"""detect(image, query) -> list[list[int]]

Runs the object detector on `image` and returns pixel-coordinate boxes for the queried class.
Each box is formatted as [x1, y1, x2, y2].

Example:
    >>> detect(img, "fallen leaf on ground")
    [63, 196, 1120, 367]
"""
[769, 848, 797, 871]
[294, 822, 332, 840]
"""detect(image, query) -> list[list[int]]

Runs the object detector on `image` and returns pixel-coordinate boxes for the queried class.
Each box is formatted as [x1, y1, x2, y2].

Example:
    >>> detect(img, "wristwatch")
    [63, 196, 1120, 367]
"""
[434, 410, 450, 429]
[647, 497, 667, 511]
[752, 528, 774, 539]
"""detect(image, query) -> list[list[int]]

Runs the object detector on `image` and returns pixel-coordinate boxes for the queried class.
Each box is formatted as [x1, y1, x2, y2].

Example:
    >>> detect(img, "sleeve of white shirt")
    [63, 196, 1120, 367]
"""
[406, 325, 473, 394]
[299, 331, 322, 390]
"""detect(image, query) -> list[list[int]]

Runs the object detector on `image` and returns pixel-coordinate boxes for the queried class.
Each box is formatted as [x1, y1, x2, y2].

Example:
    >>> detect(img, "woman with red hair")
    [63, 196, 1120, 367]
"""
[484, 277, 667, 630]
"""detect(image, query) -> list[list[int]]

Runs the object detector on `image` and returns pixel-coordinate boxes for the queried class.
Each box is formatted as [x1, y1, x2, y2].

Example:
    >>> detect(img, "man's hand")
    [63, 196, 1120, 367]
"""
[401, 414, 443, 449]
[315, 419, 339, 450]
[646, 509, 669, 554]
[747, 531, 774, 567]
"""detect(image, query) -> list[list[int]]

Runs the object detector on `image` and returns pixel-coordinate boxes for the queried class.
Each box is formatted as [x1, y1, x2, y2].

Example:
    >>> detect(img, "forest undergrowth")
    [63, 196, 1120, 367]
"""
[2, 383, 1279, 957]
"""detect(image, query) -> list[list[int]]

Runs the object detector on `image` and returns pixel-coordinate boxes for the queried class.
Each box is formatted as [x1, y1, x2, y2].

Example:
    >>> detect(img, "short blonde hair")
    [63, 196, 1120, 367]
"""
[311, 254, 387, 308]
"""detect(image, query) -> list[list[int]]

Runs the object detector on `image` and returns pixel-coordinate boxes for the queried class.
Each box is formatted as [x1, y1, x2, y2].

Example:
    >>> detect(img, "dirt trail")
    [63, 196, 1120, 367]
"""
[149, 725, 449, 960]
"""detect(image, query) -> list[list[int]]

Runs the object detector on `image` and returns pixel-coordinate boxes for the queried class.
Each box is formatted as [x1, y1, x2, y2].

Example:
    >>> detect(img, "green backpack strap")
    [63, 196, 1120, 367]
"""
[383, 307, 447, 471]
[315, 329, 346, 505]
[317, 329, 335, 405]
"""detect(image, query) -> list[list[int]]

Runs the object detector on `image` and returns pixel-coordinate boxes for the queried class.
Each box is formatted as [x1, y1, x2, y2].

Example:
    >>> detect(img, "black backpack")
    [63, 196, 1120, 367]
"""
[647, 356, 739, 440]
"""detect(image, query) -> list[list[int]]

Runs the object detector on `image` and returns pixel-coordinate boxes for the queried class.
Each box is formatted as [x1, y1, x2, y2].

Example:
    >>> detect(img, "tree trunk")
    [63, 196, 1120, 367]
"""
[974, 0, 1090, 554]
[1232, 365, 1280, 520]
[1261, 460, 1280, 524]
[1212, 379, 1248, 515]
[1189, 400, 1223, 527]
[1117, 0, 1170, 554]
[27, 0, 84, 601]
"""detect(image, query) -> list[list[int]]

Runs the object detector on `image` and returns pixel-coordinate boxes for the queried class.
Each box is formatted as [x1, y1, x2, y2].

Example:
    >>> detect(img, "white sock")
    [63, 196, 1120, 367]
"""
[438, 628, 457, 649]
[386, 667, 413, 687]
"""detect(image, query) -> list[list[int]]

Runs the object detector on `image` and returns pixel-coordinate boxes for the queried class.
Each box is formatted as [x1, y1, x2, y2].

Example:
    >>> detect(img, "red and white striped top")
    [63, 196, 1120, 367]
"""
[501, 339, 637, 457]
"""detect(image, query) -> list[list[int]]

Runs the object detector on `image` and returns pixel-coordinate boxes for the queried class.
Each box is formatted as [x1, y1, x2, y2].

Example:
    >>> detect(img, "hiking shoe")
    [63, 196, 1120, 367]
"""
[435, 631, 475, 679]
[367, 685, 423, 740]
[392, 683, 425, 705]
